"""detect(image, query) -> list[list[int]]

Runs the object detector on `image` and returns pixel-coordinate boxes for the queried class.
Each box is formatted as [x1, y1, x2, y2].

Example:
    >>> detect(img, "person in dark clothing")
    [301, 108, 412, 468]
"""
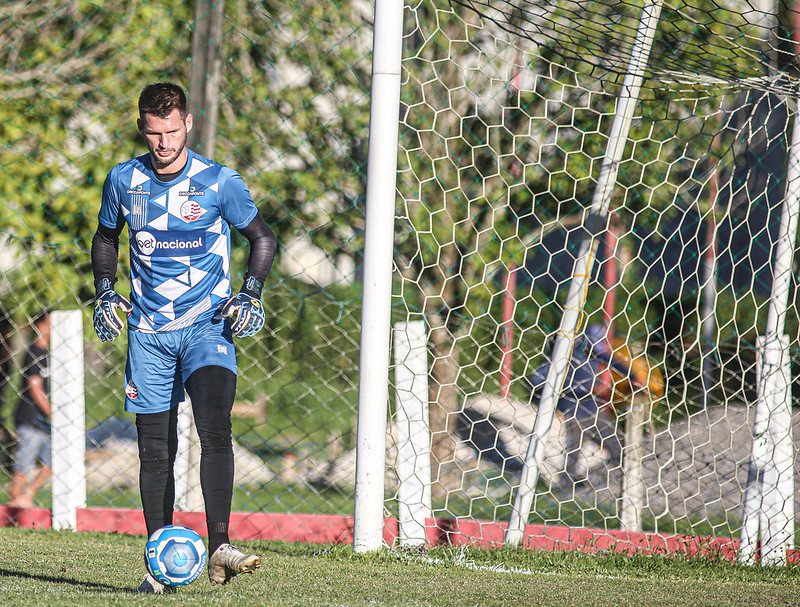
[527, 325, 627, 486]
[8, 312, 51, 508]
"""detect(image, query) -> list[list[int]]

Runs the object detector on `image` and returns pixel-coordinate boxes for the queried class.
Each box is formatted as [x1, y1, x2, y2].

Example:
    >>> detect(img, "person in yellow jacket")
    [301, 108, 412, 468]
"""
[527, 324, 664, 487]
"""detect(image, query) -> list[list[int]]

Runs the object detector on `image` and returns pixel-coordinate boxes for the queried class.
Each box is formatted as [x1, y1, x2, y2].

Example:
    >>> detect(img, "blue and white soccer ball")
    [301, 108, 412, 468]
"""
[145, 524, 208, 587]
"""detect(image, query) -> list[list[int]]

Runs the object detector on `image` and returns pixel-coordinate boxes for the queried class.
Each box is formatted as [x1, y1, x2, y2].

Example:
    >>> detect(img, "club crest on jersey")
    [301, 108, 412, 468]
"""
[125, 380, 139, 399]
[180, 200, 204, 222]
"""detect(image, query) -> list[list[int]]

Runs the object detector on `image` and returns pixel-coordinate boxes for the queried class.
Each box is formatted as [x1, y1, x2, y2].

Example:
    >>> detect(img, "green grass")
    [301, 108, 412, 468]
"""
[2, 527, 800, 606]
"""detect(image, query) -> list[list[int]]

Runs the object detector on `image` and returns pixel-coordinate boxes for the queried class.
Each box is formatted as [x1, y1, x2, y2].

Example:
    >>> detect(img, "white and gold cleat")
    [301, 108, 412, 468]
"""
[207, 543, 262, 586]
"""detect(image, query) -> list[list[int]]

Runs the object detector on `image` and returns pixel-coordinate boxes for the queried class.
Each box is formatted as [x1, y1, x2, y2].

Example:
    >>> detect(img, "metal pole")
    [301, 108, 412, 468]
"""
[505, 0, 664, 546]
[188, 0, 224, 156]
[500, 263, 516, 399]
[699, 192, 718, 410]
[180, 0, 226, 517]
[352, 0, 404, 553]
[739, 95, 800, 566]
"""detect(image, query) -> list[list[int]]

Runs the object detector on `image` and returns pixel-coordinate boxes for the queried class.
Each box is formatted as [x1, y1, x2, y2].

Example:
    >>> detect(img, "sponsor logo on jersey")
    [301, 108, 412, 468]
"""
[127, 185, 151, 195]
[134, 229, 207, 257]
[125, 380, 139, 399]
[217, 344, 228, 355]
[180, 200, 203, 222]
[178, 186, 205, 196]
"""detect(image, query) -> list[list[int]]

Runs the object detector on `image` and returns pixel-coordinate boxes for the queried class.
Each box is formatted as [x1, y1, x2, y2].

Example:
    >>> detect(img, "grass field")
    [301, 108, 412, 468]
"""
[2, 527, 800, 606]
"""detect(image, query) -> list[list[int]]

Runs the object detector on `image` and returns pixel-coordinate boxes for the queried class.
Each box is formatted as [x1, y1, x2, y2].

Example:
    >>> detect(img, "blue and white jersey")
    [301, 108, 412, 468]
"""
[99, 149, 258, 332]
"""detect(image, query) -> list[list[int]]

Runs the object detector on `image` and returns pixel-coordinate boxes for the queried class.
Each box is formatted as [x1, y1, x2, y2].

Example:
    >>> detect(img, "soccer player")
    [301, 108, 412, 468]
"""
[90, 82, 277, 593]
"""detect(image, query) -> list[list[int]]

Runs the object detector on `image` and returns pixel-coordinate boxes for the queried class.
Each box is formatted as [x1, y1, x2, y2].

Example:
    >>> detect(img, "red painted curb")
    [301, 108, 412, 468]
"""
[0, 505, 768, 563]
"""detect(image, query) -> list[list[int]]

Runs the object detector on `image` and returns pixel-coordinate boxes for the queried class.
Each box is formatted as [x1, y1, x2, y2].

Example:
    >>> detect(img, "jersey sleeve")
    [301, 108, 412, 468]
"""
[98, 166, 122, 229]
[218, 167, 259, 230]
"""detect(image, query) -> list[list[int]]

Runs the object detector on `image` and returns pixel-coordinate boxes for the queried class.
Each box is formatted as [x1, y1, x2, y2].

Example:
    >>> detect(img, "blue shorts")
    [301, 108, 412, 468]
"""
[124, 320, 237, 414]
[14, 424, 51, 474]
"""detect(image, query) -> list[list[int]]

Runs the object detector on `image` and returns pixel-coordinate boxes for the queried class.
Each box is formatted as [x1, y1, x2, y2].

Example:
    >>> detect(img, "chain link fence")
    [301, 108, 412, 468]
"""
[0, 0, 371, 529]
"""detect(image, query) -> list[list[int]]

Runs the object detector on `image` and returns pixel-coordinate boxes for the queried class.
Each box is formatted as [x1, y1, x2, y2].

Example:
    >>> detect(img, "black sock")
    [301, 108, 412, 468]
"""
[208, 521, 229, 556]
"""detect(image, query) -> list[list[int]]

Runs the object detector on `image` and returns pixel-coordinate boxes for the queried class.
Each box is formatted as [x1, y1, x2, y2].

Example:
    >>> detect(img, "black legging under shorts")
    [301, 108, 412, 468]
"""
[134, 365, 236, 537]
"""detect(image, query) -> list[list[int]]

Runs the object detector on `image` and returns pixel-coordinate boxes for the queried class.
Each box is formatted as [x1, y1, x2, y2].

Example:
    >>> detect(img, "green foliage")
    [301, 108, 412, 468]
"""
[0, 0, 370, 312]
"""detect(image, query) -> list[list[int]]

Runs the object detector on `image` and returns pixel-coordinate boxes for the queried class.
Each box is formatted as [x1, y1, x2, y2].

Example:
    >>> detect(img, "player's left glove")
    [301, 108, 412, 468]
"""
[218, 275, 266, 338]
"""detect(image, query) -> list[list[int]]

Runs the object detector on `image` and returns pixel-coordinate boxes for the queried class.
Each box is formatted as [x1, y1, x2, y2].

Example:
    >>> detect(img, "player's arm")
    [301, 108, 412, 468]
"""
[240, 214, 277, 287]
[91, 218, 132, 341]
[219, 215, 277, 338]
[91, 222, 122, 288]
[27, 373, 51, 418]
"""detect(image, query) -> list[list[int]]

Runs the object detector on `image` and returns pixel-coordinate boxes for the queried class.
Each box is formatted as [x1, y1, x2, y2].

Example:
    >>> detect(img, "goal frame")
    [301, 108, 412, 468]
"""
[352, 0, 799, 566]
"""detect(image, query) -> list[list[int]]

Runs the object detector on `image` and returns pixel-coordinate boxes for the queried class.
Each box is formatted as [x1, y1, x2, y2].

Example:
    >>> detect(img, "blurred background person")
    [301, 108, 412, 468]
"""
[8, 311, 51, 508]
[0, 311, 15, 477]
[527, 325, 628, 488]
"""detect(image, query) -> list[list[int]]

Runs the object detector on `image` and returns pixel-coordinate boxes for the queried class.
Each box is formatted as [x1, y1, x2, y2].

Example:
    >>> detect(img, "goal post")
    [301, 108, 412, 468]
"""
[352, 0, 405, 553]
[738, 92, 800, 566]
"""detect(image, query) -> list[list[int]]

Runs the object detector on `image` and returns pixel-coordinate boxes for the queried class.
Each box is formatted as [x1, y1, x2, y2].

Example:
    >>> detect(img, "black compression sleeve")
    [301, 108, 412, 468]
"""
[91, 222, 123, 291]
[238, 214, 277, 289]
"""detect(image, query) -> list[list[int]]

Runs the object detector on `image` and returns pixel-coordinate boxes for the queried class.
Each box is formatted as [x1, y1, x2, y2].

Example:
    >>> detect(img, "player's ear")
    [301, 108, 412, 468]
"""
[185, 113, 193, 134]
[136, 117, 144, 136]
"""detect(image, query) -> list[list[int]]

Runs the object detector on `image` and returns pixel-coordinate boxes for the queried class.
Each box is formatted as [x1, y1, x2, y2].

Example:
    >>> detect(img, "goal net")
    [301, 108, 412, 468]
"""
[386, 0, 797, 563]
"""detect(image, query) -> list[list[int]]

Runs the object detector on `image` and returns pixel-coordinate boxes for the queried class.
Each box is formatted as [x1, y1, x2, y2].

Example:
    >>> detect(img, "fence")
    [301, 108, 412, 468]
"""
[1, 0, 799, 565]
[0, 0, 371, 540]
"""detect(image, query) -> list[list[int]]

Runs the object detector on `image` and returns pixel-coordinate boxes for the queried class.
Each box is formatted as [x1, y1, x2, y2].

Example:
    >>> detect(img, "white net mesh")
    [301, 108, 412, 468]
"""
[389, 0, 799, 552]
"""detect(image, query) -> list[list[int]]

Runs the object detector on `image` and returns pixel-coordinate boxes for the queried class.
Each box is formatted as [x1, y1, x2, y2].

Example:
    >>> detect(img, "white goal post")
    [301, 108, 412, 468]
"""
[505, 0, 663, 545]
[738, 91, 800, 565]
[352, 0, 405, 553]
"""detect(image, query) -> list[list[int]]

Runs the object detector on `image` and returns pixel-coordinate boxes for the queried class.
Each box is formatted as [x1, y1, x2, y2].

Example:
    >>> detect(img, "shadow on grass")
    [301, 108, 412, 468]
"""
[0, 567, 132, 593]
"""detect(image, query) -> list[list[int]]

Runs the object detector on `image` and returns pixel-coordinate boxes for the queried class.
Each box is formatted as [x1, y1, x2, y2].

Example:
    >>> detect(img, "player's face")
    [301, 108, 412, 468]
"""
[137, 109, 193, 174]
[36, 317, 51, 344]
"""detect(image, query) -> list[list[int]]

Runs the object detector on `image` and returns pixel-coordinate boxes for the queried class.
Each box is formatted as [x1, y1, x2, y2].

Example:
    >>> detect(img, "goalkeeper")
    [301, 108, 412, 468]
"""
[90, 82, 277, 594]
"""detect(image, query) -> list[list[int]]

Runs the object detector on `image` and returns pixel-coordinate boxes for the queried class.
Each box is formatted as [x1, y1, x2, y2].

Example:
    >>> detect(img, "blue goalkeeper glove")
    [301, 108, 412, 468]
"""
[218, 275, 266, 338]
[93, 278, 132, 342]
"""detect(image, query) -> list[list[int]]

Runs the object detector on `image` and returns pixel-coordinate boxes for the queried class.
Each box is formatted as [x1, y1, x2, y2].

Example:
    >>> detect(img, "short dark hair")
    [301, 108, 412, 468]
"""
[138, 82, 187, 119]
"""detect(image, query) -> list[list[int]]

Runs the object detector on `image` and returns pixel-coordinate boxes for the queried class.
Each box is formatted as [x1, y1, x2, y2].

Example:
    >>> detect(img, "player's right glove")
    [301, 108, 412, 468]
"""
[218, 275, 266, 338]
[93, 277, 132, 342]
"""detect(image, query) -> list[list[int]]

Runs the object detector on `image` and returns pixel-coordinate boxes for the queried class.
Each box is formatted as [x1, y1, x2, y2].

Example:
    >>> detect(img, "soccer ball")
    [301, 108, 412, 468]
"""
[145, 525, 208, 587]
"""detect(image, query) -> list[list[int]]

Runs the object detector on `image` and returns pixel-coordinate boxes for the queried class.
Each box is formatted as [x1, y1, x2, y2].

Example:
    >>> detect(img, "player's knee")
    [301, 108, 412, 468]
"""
[196, 424, 233, 455]
[138, 441, 172, 470]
